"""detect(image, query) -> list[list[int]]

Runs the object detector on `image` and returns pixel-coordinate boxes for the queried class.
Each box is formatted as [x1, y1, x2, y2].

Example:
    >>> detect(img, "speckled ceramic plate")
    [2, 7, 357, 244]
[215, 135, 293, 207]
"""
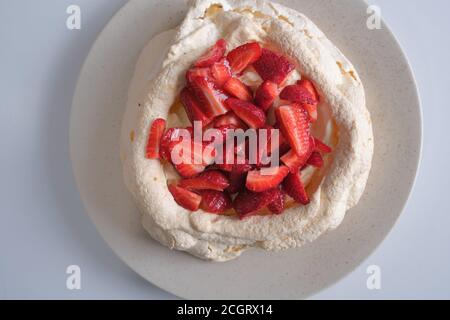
[70, 0, 422, 299]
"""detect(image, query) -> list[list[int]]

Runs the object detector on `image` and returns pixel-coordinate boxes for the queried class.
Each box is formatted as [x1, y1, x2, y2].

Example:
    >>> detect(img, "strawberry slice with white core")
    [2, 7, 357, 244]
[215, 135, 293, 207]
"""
[186, 67, 211, 84]
[303, 103, 318, 122]
[145, 118, 166, 159]
[190, 76, 229, 117]
[168, 184, 202, 211]
[254, 81, 279, 111]
[281, 149, 305, 173]
[283, 172, 310, 205]
[225, 98, 266, 129]
[246, 166, 290, 192]
[226, 42, 262, 74]
[275, 105, 311, 159]
[179, 170, 230, 191]
[194, 39, 227, 68]
[279, 84, 317, 105]
[253, 48, 295, 85]
[180, 87, 212, 126]
[223, 78, 253, 102]
[210, 59, 231, 87]
[280, 136, 314, 172]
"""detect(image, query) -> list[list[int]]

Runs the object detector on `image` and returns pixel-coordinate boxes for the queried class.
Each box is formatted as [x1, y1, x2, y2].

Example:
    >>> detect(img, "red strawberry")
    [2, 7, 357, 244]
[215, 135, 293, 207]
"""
[246, 166, 289, 192]
[159, 127, 194, 161]
[194, 39, 227, 68]
[171, 139, 215, 178]
[174, 163, 206, 178]
[281, 149, 304, 173]
[225, 98, 266, 129]
[226, 42, 262, 74]
[223, 78, 253, 101]
[275, 105, 311, 159]
[280, 136, 314, 172]
[306, 151, 324, 168]
[254, 81, 279, 111]
[190, 76, 229, 117]
[253, 48, 295, 85]
[279, 84, 317, 105]
[314, 138, 332, 153]
[168, 184, 202, 211]
[186, 67, 211, 84]
[145, 118, 166, 159]
[267, 188, 285, 214]
[234, 188, 280, 218]
[283, 172, 310, 205]
[198, 190, 232, 214]
[303, 103, 318, 122]
[179, 170, 230, 191]
[180, 87, 211, 126]
[213, 111, 247, 129]
[210, 59, 231, 87]
[226, 170, 247, 194]
[297, 79, 319, 102]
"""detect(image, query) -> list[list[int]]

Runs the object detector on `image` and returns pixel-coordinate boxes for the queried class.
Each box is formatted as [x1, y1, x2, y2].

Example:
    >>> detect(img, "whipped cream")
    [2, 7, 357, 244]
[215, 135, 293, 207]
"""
[121, 0, 374, 261]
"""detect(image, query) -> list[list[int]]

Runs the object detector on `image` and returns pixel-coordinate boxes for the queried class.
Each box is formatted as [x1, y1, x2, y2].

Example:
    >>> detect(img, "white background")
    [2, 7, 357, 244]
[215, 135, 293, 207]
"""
[1, 0, 449, 299]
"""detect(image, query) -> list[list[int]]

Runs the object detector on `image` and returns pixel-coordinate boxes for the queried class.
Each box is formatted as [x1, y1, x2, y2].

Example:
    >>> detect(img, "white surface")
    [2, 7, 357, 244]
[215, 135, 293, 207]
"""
[0, 0, 449, 299]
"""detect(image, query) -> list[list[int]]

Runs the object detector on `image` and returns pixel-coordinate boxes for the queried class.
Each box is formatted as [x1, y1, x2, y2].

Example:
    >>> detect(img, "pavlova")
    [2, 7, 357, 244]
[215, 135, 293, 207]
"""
[121, 0, 374, 261]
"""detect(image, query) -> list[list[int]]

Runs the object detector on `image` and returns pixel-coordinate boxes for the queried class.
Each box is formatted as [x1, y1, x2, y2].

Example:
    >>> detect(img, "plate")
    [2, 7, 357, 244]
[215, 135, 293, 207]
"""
[70, 0, 422, 299]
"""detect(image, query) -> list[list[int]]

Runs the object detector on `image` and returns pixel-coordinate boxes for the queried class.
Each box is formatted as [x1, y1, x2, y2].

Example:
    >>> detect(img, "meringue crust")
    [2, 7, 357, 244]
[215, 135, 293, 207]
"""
[122, 0, 374, 261]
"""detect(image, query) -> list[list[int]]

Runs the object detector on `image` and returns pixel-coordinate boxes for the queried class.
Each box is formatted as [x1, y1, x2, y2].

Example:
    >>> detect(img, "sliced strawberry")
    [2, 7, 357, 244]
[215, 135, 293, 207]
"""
[297, 79, 319, 102]
[194, 39, 227, 68]
[186, 67, 211, 84]
[314, 138, 332, 153]
[234, 188, 280, 219]
[281, 149, 303, 173]
[145, 118, 166, 159]
[306, 151, 324, 168]
[168, 184, 202, 211]
[275, 105, 311, 159]
[190, 76, 229, 117]
[303, 103, 318, 122]
[210, 59, 231, 87]
[159, 127, 193, 161]
[213, 111, 247, 129]
[223, 78, 253, 102]
[226, 42, 262, 74]
[198, 190, 232, 214]
[225, 98, 266, 129]
[254, 81, 279, 111]
[281, 136, 314, 172]
[267, 188, 285, 214]
[174, 163, 206, 178]
[179, 170, 230, 191]
[180, 87, 211, 126]
[279, 84, 317, 105]
[246, 166, 289, 192]
[283, 172, 310, 205]
[226, 170, 246, 194]
[253, 48, 295, 85]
